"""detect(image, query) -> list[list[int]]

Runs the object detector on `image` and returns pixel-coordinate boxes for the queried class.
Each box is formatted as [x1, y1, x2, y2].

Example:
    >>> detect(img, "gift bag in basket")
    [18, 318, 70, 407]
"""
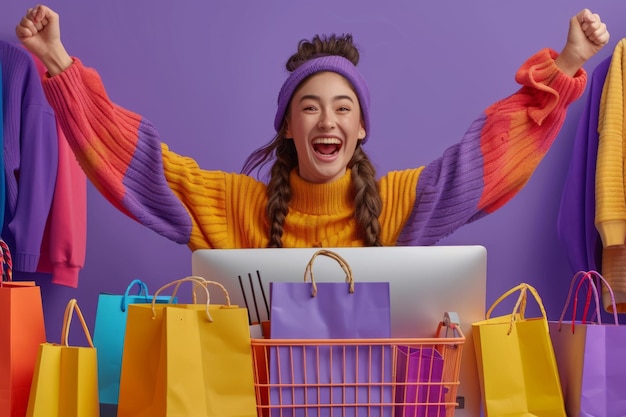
[117, 277, 257, 417]
[269, 249, 392, 417]
[93, 278, 175, 405]
[395, 333, 445, 417]
[472, 283, 566, 417]
[0, 240, 47, 417]
[549, 270, 626, 417]
[26, 298, 100, 417]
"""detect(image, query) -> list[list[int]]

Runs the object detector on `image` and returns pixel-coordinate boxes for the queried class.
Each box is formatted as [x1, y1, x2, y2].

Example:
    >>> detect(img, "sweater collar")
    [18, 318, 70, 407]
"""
[289, 169, 354, 215]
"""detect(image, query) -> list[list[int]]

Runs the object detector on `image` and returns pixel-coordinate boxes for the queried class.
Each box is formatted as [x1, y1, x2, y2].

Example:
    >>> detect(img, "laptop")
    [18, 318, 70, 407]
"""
[192, 245, 487, 417]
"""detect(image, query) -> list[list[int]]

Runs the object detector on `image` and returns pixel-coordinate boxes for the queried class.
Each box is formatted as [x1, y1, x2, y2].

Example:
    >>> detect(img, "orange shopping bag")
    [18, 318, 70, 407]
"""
[0, 239, 46, 417]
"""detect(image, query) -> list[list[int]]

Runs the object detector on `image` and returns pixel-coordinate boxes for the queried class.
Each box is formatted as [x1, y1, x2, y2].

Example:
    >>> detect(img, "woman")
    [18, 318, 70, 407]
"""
[15, 5, 609, 250]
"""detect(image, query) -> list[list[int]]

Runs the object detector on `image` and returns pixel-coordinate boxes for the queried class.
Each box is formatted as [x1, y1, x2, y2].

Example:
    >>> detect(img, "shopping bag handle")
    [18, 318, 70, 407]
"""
[61, 298, 94, 348]
[486, 283, 547, 334]
[573, 271, 601, 325]
[152, 276, 210, 319]
[304, 249, 354, 297]
[120, 279, 150, 312]
[486, 283, 546, 319]
[559, 271, 600, 327]
[169, 276, 231, 306]
[558, 271, 618, 331]
[152, 276, 231, 322]
[0, 239, 12, 282]
[191, 280, 232, 306]
[586, 270, 619, 323]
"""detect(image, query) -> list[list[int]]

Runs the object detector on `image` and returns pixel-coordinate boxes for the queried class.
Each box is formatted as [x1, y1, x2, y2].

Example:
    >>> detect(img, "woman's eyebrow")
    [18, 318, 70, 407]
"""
[298, 94, 355, 103]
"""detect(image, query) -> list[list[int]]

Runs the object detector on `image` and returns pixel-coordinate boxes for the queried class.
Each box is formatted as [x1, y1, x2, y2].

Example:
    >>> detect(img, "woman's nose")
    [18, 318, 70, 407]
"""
[318, 111, 336, 129]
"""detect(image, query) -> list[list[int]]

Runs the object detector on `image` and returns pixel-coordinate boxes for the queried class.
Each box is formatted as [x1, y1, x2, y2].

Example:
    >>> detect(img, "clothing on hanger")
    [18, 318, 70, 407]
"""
[0, 40, 58, 273]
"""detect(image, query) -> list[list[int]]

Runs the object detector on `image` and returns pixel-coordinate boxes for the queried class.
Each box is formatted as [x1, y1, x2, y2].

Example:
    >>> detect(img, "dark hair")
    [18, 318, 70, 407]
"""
[242, 34, 382, 248]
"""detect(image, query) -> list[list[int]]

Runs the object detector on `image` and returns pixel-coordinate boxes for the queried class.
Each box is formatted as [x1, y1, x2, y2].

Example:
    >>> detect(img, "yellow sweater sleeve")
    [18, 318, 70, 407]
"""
[597, 38, 626, 248]
[161, 144, 269, 250]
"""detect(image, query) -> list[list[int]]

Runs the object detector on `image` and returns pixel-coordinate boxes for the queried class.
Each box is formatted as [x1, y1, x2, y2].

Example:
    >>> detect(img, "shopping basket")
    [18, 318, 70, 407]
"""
[251, 312, 465, 417]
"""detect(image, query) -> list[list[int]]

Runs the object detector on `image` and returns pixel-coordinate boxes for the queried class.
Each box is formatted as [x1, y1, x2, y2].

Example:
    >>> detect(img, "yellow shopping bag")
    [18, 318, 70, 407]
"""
[26, 298, 100, 417]
[117, 276, 257, 417]
[472, 283, 566, 417]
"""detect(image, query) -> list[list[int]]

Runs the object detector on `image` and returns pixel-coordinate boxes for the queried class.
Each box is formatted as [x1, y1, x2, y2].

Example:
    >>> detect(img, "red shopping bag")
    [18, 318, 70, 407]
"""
[0, 240, 46, 417]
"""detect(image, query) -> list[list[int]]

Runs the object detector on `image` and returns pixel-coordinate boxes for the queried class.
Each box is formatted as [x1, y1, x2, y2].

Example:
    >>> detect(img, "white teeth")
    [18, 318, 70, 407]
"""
[312, 138, 341, 145]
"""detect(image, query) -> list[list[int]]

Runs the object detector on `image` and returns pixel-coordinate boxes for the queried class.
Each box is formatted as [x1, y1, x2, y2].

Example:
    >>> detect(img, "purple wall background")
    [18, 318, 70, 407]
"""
[2, 1, 626, 342]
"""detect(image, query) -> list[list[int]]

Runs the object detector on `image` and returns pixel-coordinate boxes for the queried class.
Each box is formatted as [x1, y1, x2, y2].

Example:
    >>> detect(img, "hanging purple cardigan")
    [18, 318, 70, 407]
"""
[0, 41, 58, 273]
[557, 56, 612, 275]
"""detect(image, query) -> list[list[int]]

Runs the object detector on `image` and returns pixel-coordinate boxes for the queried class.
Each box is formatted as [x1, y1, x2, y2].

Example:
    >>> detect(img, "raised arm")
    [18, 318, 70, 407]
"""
[15, 5, 72, 76]
[16, 5, 197, 244]
[396, 9, 609, 246]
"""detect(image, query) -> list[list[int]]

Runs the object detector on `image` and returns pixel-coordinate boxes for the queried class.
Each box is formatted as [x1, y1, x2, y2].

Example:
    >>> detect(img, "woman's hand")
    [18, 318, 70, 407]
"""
[15, 4, 73, 76]
[556, 9, 610, 77]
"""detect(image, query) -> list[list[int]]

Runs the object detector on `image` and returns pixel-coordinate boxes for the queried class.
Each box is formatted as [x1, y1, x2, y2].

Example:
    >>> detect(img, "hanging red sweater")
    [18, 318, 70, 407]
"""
[32, 53, 87, 288]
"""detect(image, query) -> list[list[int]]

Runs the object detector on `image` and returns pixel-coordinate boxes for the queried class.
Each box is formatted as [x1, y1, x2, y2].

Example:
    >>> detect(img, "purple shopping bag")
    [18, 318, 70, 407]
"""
[395, 346, 445, 417]
[269, 250, 392, 417]
[549, 270, 626, 417]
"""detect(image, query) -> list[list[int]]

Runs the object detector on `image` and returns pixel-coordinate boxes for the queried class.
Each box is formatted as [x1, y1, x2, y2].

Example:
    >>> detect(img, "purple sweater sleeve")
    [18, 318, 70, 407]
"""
[557, 57, 611, 274]
[1, 42, 58, 272]
[397, 49, 586, 246]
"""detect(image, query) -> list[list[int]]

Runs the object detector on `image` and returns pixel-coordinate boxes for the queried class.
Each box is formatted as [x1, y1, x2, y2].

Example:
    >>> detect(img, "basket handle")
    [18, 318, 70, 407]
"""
[120, 279, 150, 312]
[61, 299, 94, 348]
[303, 249, 354, 297]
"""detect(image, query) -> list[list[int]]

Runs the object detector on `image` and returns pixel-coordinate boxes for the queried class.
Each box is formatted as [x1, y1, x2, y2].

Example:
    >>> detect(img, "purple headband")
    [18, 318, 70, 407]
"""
[274, 55, 371, 142]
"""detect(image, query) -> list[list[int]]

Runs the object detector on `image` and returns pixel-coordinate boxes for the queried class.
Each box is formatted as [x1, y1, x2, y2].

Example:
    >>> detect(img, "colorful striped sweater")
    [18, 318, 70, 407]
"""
[40, 48, 586, 250]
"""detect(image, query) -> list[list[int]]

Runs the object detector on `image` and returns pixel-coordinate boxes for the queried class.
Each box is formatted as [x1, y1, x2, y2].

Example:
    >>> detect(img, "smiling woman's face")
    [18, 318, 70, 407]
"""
[285, 71, 366, 184]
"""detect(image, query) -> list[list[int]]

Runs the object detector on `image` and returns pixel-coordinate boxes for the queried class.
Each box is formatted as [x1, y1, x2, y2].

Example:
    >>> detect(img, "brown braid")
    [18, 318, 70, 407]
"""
[241, 34, 382, 248]
[348, 146, 382, 246]
[266, 136, 297, 248]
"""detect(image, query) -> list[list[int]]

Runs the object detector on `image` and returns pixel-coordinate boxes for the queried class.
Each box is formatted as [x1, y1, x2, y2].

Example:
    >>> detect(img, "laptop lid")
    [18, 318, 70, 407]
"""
[192, 245, 487, 417]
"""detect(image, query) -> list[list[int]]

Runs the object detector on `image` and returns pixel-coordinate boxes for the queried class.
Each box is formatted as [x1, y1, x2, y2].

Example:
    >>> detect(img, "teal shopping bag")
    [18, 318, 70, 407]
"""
[93, 279, 175, 405]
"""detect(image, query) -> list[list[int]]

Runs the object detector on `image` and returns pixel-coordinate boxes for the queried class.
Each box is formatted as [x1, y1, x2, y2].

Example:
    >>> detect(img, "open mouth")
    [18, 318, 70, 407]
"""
[313, 138, 342, 155]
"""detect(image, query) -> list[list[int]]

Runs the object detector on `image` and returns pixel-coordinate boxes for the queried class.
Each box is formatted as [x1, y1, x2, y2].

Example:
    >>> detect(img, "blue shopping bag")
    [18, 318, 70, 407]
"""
[93, 279, 175, 405]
